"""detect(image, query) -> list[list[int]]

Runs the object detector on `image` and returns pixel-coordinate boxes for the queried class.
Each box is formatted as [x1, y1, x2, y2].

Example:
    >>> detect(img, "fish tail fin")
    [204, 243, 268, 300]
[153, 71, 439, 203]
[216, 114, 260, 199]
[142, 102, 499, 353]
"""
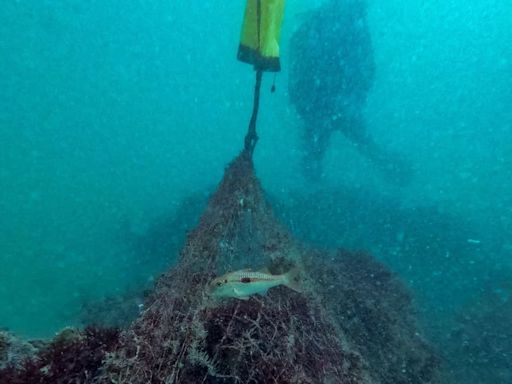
[285, 266, 302, 293]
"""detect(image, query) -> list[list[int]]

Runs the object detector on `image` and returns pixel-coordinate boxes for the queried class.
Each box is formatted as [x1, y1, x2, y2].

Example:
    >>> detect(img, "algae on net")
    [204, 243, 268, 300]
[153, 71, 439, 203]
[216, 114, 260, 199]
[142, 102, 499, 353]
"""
[99, 152, 439, 384]
[0, 152, 440, 383]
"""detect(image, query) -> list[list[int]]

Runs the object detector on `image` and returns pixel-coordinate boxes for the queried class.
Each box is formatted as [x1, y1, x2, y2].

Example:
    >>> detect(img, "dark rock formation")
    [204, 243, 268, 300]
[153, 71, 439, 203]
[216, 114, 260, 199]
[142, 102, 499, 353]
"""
[443, 269, 512, 384]
[1, 153, 440, 383]
[0, 327, 119, 384]
[100, 153, 439, 383]
[0, 331, 39, 372]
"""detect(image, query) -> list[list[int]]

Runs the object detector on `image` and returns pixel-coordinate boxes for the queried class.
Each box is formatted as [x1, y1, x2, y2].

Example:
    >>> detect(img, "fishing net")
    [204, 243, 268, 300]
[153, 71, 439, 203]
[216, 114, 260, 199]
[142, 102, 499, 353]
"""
[97, 151, 440, 384]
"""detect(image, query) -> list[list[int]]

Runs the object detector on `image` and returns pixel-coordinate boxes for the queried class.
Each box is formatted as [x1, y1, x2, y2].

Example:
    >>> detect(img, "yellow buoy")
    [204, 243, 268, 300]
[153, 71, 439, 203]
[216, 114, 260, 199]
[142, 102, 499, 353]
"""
[237, 0, 285, 72]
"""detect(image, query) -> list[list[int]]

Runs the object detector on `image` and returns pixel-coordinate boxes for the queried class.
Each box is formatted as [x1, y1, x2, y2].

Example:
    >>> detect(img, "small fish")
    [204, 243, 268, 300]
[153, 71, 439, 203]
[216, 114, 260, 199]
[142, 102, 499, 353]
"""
[210, 267, 301, 300]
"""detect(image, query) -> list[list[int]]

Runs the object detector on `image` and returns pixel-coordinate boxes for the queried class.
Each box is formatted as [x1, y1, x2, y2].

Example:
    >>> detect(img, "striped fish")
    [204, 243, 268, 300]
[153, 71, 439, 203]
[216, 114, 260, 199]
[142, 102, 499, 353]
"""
[210, 268, 301, 300]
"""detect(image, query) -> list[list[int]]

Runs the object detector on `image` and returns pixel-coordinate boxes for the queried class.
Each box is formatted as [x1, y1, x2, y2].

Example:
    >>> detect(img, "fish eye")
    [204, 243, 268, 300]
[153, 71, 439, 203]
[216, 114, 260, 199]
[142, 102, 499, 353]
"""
[224, 279, 228, 283]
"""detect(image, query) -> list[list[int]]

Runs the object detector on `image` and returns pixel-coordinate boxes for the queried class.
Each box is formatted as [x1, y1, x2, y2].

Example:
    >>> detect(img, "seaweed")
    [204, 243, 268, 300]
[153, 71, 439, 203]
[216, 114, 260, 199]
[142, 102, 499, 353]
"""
[1, 152, 440, 383]
[0, 333, 8, 366]
[0, 326, 120, 384]
[99, 153, 439, 383]
[305, 250, 439, 383]
[0, 331, 39, 373]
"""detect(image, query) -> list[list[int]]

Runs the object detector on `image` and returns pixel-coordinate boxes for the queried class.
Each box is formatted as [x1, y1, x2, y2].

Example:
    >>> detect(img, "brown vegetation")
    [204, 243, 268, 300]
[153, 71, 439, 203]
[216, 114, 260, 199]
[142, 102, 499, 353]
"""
[1, 152, 440, 383]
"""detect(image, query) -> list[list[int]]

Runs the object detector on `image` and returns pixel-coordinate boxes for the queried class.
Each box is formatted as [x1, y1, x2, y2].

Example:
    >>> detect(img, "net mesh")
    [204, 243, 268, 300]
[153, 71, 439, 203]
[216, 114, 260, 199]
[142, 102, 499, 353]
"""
[99, 152, 439, 384]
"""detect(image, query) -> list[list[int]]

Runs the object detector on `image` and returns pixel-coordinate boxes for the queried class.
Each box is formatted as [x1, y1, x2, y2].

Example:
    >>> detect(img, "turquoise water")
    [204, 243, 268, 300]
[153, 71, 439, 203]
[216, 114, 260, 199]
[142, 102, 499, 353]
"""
[1, 1, 511, 381]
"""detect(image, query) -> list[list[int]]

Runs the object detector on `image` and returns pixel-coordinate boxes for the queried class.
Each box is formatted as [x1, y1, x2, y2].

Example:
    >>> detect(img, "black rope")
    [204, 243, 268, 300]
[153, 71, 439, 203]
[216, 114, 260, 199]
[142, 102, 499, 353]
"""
[244, 69, 263, 156]
[244, 0, 263, 157]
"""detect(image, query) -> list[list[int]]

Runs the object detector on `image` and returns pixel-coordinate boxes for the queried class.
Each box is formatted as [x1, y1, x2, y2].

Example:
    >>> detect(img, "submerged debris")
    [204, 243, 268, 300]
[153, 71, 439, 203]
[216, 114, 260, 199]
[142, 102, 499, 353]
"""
[99, 153, 439, 383]
[1, 152, 440, 383]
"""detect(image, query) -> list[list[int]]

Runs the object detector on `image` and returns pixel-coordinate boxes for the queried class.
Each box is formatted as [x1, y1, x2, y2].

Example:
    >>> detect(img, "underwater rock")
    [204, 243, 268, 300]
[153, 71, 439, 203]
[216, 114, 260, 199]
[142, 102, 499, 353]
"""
[0, 331, 39, 371]
[1, 153, 440, 383]
[0, 326, 119, 384]
[0, 333, 7, 367]
[99, 153, 439, 383]
[443, 270, 512, 384]
[305, 250, 439, 383]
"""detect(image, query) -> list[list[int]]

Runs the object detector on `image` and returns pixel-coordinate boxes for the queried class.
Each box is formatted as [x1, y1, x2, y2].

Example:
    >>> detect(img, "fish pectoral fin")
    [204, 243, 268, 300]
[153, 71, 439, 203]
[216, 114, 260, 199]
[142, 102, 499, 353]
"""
[234, 287, 248, 297]
[233, 289, 250, 301]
